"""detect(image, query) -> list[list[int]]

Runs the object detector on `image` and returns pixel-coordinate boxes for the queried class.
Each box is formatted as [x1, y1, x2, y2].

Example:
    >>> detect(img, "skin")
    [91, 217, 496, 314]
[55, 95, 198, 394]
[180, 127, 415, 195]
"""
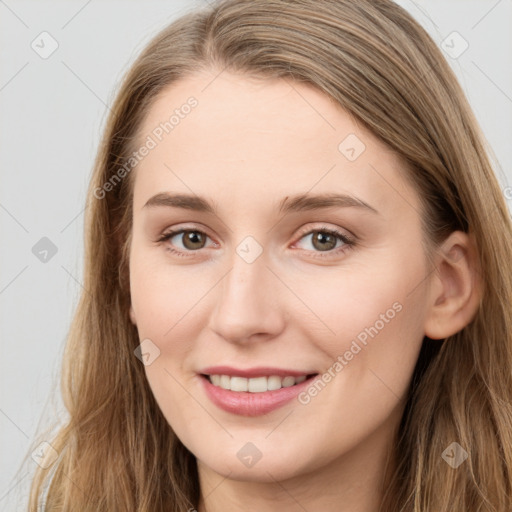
[128, 67, 481, 512]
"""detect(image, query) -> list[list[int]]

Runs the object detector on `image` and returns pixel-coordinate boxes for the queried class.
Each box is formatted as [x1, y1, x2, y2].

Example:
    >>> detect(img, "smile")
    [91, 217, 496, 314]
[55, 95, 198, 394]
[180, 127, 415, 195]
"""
[203, 373, 315, 392]
[198, 371, 319, 416]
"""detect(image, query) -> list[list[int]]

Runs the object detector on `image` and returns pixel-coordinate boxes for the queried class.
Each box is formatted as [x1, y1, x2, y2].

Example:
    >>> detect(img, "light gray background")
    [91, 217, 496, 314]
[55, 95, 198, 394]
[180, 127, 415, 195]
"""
[1, 1, 511, 510]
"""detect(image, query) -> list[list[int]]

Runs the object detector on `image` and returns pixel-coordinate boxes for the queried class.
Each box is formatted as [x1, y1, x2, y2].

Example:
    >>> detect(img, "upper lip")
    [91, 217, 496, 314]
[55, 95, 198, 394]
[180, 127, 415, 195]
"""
[199, 366, 318, 378]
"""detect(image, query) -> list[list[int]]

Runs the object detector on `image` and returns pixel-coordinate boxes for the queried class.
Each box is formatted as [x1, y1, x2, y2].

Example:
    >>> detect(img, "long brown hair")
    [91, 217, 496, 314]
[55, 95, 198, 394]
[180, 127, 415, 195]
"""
[22, 0, 512, 510]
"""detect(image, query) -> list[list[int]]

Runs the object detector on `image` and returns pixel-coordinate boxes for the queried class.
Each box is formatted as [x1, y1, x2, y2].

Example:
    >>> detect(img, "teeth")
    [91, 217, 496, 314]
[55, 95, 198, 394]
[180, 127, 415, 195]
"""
[248, 376, 267, 392]
[267, 376, 281, 391]
[231, 376, 248, 392]
[208, 374, 309, 392]
[282, 376, 295, 387]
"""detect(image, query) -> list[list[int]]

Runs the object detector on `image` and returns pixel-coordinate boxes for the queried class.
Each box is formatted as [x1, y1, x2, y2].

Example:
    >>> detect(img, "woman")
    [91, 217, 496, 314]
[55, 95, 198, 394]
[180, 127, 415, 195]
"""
[26, 0, 512, 510]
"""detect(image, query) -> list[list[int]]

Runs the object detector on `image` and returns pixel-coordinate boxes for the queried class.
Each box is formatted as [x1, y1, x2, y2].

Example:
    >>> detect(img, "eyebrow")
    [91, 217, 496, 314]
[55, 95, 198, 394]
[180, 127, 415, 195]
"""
[143, 192, 379, 215]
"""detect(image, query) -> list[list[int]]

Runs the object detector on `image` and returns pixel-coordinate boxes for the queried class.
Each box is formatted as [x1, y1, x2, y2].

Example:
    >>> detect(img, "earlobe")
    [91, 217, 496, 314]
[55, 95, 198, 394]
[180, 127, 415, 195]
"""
[424, 231, 481, 340]
[129, 304, 137, 326]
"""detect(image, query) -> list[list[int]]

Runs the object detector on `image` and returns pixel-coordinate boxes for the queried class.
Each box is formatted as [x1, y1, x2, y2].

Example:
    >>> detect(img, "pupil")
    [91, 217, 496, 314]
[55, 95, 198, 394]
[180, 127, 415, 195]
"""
[184, 231, 204, 249]
[314, 231, 335, 251]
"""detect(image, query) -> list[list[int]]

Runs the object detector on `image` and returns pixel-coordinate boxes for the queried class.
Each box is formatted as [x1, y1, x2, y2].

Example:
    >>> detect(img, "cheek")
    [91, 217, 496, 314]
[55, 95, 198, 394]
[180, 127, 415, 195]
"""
[129, 247, 215, 420]
[297, 252, 429, 420]
[296, 247, 427, 352]
[129, 252, 204, 431]
[129, 248, 203, 340]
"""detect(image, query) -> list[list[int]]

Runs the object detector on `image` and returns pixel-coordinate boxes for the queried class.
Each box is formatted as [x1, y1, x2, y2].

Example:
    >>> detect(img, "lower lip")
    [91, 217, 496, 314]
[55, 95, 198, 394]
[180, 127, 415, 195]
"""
[199, 374, 318, 417]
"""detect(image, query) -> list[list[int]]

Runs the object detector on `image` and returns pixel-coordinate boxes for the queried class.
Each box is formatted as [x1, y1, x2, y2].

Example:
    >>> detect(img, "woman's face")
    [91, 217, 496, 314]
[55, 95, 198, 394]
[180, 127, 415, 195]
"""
[128, 68, 432, 483]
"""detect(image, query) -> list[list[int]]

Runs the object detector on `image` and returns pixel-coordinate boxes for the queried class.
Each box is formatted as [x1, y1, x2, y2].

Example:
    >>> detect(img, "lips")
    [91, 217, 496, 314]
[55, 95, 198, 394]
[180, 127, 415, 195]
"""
[198, 365, 319, 416]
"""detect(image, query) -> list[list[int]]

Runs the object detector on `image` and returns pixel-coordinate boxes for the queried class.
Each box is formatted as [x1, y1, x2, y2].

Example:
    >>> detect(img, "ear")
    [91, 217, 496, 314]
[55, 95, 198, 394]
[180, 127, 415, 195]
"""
[129, 304, 137, 326]
[423, 231, 482, 340]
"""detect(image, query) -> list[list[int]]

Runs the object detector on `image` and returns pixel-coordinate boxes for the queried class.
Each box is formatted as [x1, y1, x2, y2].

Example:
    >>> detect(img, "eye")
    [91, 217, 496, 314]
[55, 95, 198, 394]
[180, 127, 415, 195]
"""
[157, 228, 215, 258]
[156, 224, 356, 259]
[292, 225, 355, 259]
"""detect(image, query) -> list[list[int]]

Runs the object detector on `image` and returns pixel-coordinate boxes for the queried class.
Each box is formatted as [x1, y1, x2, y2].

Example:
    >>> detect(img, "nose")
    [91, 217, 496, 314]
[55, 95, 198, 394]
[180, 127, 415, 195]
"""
[207, 249, 286, 345]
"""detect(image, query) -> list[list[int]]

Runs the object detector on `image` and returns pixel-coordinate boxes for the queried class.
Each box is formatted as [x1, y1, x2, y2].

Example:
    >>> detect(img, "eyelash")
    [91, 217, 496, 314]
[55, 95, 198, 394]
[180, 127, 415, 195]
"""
[156, 225, 356, 260]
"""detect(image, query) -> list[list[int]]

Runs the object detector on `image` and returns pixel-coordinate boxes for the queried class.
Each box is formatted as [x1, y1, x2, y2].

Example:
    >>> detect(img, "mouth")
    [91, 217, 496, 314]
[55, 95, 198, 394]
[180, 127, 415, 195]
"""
[200, 373, 318, 393]
[197, 365, 321, 416]
[199, 371, 320, 416]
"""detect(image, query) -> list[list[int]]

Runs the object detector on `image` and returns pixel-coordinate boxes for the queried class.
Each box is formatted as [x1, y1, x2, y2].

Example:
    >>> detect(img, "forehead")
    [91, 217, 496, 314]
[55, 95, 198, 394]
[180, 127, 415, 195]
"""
[139, 69, 363, 158]
[132, 69, 420, 219]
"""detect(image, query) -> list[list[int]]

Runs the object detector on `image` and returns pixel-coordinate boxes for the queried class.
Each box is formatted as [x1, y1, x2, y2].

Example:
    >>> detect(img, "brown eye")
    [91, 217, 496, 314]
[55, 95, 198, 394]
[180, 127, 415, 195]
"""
[169, 230, 206, 251]
[158, 228, 212, 254]
[310, 231, 337, 251]
[180, 230, 207, 250]
[293, 225, 355, 259]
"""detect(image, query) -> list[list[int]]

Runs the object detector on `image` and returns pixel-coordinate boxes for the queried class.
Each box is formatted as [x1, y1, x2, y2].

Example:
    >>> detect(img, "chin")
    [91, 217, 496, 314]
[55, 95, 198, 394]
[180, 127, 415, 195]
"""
[193, 439, 317, 483]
